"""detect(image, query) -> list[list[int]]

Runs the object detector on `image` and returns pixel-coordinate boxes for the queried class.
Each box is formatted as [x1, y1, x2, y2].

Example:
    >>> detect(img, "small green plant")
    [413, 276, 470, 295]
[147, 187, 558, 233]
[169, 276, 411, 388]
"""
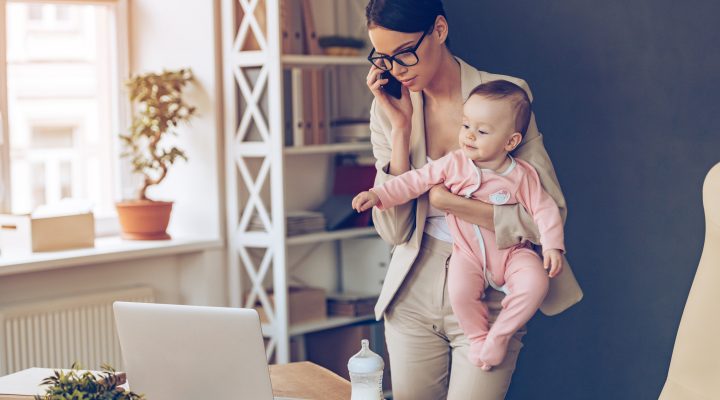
[120, 68, 196, 201]
[35, 363, 144, 400]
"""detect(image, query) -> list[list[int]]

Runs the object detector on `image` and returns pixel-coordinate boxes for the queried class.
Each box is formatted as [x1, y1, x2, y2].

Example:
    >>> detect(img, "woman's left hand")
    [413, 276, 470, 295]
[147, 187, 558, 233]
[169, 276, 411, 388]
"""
[428, 184, 451, 211]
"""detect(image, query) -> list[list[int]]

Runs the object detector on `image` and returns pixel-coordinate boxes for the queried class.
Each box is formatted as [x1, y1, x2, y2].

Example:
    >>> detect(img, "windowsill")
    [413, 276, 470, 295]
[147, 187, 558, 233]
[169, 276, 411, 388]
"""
[0, 236, 224, 277]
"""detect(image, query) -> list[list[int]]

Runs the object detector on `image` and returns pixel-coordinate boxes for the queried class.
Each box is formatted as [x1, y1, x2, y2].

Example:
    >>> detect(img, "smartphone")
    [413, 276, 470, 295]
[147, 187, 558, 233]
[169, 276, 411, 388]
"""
[380, 71, 402, 100]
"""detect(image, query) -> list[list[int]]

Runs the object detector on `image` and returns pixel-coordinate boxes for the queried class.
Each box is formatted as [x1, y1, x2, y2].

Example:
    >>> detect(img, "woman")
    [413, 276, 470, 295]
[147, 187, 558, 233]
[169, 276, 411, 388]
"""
[364, 1, 584, 399]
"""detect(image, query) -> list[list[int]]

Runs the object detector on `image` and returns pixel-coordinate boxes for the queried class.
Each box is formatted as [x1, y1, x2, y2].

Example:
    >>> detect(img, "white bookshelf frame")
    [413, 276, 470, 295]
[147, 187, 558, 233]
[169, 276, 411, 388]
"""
[222, 0, 378, 364]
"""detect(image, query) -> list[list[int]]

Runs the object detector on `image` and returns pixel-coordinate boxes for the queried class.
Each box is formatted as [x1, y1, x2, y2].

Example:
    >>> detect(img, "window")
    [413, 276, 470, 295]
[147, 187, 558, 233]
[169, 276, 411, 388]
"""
[25, 4, 82, 32]
[0, 0, 129, 234]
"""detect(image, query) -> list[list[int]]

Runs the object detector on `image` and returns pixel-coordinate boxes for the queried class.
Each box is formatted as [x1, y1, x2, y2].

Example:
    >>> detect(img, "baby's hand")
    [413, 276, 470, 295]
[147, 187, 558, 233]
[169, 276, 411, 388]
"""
[352, 191, 380, 213]
[542, 249, 564, 278]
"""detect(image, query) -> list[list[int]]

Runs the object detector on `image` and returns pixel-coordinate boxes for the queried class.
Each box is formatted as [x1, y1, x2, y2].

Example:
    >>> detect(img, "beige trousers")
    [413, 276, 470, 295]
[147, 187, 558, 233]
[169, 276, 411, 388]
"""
[384, 235, 526, 400]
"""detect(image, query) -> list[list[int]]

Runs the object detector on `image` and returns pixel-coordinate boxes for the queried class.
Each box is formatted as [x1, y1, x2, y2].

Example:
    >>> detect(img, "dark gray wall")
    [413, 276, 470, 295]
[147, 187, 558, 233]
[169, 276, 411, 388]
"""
[445, 1, 720, 399]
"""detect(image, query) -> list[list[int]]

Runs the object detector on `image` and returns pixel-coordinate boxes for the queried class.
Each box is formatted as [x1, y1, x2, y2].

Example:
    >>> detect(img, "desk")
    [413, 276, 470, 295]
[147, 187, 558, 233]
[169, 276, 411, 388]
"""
[0, 362, 350, 400]
[270, 362, 351, 400]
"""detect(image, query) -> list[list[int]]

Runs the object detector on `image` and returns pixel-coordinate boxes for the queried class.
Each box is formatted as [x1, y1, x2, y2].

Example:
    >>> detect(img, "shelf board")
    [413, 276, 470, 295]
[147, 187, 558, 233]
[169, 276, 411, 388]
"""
[237, 227, 377, 247]
[286, 227, 377, 246]
[262, 314, 376, 337]
[284, 142, 372, 155]
[281, 54, 368, 67]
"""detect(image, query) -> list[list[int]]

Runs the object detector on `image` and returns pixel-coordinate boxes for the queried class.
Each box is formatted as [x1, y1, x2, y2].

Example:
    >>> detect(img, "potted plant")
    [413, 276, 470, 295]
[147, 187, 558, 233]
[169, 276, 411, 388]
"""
[116, 68, 196, 240]
[36, 364, 144, 399]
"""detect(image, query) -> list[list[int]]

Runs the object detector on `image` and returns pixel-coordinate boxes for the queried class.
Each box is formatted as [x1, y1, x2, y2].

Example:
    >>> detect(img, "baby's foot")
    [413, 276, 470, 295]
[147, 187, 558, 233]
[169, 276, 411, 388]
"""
[478, 334, 511, 368]
[468, 339, 486, 368]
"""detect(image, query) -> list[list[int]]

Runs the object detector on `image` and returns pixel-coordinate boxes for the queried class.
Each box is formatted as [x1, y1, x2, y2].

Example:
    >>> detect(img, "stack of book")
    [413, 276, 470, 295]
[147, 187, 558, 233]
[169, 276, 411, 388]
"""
[286, 211, 326, 236]
[249, 211, 326, 236]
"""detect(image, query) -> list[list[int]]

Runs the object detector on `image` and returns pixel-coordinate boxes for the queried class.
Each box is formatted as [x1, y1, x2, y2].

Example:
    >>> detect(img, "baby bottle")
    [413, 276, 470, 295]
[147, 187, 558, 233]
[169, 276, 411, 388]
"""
[348, 339, 384, 400]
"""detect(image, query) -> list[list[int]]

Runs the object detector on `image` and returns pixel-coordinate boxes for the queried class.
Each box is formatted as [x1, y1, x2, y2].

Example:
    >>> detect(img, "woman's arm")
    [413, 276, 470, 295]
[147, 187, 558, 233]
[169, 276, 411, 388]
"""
[369, 100, 417, 246]
[429, 185, 495, 230]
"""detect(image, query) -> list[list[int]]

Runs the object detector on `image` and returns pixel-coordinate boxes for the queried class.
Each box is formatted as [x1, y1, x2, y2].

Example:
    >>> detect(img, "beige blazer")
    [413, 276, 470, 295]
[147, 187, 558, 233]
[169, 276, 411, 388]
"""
[370, 57, 583, 320]
[659, 162, 720, 399]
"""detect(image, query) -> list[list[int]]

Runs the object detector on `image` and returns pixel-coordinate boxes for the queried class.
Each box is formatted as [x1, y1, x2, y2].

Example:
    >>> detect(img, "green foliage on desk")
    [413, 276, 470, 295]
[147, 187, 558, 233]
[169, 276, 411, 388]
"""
[34, 364, 144, 400]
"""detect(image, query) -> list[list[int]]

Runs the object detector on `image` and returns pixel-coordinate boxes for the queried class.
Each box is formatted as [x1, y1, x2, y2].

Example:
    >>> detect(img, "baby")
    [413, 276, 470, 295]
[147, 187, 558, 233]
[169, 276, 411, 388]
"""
[352, 80, 564, 371]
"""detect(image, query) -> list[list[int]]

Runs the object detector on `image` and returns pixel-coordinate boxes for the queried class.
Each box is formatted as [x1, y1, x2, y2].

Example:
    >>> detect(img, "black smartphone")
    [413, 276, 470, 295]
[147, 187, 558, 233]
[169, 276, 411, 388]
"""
[380, 71, 402, 100]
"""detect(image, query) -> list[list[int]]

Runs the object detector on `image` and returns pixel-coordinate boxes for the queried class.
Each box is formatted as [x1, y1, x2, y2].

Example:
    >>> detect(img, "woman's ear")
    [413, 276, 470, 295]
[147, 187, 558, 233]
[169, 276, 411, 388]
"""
[434, 15, 449, 44]
[505, 132, 523, 152]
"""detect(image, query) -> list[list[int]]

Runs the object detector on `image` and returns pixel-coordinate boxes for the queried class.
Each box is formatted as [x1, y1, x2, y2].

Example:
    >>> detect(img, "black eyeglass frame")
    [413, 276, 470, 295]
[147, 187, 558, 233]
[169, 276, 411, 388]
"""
[367, 27, 431, 71]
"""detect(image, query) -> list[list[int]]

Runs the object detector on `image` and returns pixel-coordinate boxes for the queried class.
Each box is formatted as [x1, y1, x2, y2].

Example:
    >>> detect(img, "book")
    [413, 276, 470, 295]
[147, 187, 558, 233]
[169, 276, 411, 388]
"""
[0, 368, 127, 399]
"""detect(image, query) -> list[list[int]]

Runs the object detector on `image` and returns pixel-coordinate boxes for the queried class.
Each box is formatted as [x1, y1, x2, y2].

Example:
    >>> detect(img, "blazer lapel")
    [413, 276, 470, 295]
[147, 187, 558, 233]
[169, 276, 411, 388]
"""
[458, 57, 483, 102]
[409, 90, 428, 245]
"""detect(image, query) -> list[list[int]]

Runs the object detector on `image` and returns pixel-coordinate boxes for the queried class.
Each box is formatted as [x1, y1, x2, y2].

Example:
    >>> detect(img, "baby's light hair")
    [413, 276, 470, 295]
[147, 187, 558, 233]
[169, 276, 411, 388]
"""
[468, 80, 532, 136]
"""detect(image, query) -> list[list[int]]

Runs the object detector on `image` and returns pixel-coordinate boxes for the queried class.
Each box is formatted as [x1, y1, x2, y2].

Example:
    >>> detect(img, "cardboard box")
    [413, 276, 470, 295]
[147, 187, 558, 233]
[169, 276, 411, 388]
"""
[0, 213, 95, 257]
[327, 292, 378, 317]
[254, 286, 327, 326]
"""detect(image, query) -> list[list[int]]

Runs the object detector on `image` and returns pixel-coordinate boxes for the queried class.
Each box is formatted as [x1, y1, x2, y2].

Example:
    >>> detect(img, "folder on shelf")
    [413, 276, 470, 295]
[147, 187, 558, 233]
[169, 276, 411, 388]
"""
[300, 0, 327, 145]
[300, 0, 322, 56]
[316, 194, 356, 231]
[316, 165, 377, 230]
[310, 70, 328, 145]
[290, 68, 305, 146]
[279, 0, 291, 53]
[302, 70, 315, 145]
[279, 0, 306, 54]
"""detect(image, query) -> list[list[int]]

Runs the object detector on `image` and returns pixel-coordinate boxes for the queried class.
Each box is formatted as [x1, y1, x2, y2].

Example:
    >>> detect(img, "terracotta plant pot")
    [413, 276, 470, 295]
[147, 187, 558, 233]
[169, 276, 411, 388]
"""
[116, 200, 173, 240]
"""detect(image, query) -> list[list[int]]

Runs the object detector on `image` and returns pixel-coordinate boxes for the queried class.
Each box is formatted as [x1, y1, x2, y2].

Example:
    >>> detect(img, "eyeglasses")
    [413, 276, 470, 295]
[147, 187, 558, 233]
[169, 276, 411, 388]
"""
[367, 27, 430, 71]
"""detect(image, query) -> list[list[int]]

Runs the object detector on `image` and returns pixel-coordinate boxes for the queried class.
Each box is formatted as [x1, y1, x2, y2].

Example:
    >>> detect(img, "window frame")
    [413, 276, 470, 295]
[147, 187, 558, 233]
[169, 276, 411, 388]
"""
[0, 0, 130, 237]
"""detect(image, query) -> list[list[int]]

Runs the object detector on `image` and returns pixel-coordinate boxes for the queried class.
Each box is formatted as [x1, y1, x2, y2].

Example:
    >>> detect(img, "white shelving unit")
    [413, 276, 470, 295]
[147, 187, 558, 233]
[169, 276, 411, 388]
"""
[222, 0, 380, 364]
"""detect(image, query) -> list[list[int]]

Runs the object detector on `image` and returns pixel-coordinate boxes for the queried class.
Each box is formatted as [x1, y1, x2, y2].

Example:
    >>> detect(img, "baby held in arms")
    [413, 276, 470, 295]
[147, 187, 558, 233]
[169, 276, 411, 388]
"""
[353, 80, 564, 371]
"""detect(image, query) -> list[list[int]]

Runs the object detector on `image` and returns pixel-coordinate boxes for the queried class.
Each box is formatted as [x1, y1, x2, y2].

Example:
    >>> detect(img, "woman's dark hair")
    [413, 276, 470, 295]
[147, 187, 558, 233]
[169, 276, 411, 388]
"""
[366, 0, 447, 33]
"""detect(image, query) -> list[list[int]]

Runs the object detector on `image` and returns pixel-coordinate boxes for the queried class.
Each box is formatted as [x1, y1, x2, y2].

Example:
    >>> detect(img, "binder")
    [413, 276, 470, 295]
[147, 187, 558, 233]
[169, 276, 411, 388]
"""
[300, 0, 327, 144]
[310, 70, 327, 144]
[280, 0, 291, 53]
[302, 70, 315, 144]
[291, 68, 306, 146]
[300, 0, 322, 55]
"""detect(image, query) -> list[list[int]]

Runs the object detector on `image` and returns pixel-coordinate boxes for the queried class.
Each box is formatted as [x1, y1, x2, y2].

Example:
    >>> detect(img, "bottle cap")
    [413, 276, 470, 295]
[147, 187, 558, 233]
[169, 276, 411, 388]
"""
[348, 339, 384, 374]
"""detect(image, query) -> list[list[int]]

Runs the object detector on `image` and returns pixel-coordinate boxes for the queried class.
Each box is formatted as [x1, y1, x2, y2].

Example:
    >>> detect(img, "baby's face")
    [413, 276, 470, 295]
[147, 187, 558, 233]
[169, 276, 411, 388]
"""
[458, 95, 518, 162]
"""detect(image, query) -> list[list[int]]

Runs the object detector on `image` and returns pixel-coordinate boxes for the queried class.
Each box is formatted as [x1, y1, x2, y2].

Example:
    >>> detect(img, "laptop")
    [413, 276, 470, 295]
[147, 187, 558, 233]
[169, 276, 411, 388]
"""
[113, 302, 301, 400]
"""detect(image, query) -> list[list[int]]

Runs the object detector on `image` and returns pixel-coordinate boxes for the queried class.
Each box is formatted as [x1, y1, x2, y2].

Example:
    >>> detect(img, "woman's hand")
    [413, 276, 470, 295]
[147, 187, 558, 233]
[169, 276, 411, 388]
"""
[543, 249, 564, 278]
[366, 66, 413, 134]
[429, 185, 496, 230]
[428, 184, 451, 211]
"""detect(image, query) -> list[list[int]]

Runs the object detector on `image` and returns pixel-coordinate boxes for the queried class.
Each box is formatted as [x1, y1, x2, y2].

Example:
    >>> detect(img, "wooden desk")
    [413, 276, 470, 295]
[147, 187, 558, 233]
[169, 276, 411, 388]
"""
[270, 362, 351, 400]
[0, 362, 350, 400]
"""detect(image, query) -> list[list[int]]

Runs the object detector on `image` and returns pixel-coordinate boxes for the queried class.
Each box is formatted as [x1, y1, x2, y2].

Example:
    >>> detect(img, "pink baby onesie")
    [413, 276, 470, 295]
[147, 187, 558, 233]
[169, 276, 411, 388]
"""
[371, 149, 565, 367]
